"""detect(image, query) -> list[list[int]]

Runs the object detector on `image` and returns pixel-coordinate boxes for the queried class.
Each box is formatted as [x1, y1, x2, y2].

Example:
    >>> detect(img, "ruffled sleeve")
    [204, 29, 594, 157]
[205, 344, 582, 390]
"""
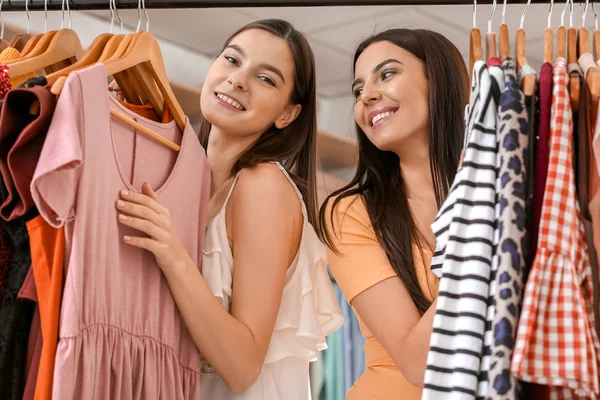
[201, 213, 343, 365]
[264, 226, 343, 364]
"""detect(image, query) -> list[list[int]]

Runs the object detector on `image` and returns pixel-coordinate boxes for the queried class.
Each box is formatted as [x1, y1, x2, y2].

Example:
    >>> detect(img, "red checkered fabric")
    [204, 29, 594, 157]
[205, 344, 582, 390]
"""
[511, 57, 600, 399]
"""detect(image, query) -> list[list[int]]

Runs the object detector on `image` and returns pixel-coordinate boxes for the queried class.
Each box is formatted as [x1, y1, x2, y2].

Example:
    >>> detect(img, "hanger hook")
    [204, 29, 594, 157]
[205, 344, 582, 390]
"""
[109, 0, 115, 34]
[61, 0, 65, 29]
[135, 0, 149, 32]
[136, 0, 142, 32]
[569, 0, 574, 27]
[0, 0, 5, 40]
[112, 0, 123, 34]
[143, 0, 149, 31]
[548, 0, 554, 28]
[25, 0, 31, 34]
[520, 0, 532, 29]
[583, 0, 590, 26]
[44, 0, 48, 33]
[67, 0, 72, 29]
[488, 0, 497, 33]
[593, 0, 599, 30]
[472, 0, 477, 29]
[561, 0, 569, 26]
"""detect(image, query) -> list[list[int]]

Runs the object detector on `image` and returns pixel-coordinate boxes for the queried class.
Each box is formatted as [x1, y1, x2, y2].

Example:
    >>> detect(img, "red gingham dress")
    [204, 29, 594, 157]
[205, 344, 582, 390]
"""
[511, 57, 600, 399]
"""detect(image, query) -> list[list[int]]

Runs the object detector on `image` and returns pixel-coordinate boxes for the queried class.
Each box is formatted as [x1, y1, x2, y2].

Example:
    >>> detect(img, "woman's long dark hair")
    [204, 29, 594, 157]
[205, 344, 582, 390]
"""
[319, 29, 469, 313]
[198, 19, 319, 228]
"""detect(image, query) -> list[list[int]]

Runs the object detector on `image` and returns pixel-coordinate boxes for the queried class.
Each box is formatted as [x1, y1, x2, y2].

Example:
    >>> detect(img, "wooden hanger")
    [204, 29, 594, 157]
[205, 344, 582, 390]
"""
[558, 25, 567, 58]
[468, 0, 483, 83]
[568, 24, 580, 111]
[580, 25, 591, 55]
[544, 27, 554, 63]
[46, 33, 113, 83]
[486, 31, 497, 59]
[470, 27, 483, 83]
[20, 33, 43, 57]
[11, 31, 57, 62]
[109, 109, 180, 151]
[516, 28, 535, 96]
[97, 34, 148, 106]
[100, 30, 164, 114]
[486, 1, 498, 60]
[7, 29, 82, 79]
[99, 34, 141, 105]
[499, 23, 510, 60]
[51, 32, 182, 153]
[543, 0, 555, 63]
[101, 31, 185, 131]
[98, 34, 125, 62]
[9, 33, 31, 52]
[118, 31, 164, 113]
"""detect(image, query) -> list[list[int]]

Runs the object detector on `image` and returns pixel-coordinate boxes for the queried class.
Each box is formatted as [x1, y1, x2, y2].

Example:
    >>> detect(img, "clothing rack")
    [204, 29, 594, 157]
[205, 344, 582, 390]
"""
[1, 0, 590, 11]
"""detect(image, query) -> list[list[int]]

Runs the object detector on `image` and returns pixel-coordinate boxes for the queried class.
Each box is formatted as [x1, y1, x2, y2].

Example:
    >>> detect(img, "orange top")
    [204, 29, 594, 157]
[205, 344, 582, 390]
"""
[115, 97, 173, 123]
[325, 195, 438, 400]
[27, 216, 64, 400]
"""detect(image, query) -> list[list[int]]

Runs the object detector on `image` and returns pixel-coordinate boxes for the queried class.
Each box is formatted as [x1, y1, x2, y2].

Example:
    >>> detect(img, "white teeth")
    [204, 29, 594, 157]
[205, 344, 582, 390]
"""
[217, 93, 244, 110]
[371, 111, 394, 126]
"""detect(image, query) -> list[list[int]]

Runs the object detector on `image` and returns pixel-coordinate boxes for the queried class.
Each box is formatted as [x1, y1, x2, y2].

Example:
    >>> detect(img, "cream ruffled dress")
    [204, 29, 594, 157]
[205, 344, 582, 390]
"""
[200, 162, 343, 400]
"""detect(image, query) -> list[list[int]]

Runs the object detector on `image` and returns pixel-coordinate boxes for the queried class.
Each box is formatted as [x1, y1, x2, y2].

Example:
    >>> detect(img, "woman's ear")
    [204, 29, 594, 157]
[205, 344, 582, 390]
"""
[274, 104, 302, 129]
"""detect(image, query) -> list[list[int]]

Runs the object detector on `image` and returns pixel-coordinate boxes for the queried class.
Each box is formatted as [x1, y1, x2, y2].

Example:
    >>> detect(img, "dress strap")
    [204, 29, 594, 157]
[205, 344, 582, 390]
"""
[222, 163, 306, 214]
[271, 162, 308, 218]
[222, 171, 242, 209]
[271, 162, 303, 200]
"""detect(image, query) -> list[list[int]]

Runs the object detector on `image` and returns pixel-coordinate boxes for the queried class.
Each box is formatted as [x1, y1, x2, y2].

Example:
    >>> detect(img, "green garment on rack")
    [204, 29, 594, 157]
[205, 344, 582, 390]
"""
[320, 284, 345, 400]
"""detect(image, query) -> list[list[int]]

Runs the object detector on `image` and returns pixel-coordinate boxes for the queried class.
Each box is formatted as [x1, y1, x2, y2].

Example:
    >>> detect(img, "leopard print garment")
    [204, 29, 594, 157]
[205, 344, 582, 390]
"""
[486, 58, 530, 400]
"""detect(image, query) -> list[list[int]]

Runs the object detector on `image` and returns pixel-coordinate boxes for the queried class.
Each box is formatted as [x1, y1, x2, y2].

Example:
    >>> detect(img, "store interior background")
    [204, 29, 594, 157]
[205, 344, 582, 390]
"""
[1, 2, 580, 200]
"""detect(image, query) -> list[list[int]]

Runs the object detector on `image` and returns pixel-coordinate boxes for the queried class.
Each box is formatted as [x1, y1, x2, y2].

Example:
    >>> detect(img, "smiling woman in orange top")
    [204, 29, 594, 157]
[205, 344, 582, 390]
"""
[319, 29, 469, 399]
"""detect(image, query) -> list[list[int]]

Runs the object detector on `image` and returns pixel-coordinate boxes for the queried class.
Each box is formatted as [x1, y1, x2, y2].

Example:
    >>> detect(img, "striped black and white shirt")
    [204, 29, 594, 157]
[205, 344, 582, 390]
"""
[423, 60, 499, 400]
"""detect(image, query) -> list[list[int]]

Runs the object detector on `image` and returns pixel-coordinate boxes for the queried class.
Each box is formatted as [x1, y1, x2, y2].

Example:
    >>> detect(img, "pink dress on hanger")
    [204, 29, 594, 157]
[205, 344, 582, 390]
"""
[30, 63, 210, 400]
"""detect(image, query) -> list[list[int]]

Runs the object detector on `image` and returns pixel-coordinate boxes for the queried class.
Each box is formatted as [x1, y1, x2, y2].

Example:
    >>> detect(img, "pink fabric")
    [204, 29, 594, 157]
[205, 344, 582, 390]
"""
[580, 53, 597, 79]
[488, 56, 502, 67]
[30, 63, 210, 400]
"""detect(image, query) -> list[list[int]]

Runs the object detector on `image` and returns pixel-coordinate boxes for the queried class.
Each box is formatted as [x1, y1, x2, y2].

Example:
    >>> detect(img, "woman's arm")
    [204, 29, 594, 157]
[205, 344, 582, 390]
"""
[117, 164, 302, 392]
[325, 196, 435, 388]
[351, 279, 436, 387]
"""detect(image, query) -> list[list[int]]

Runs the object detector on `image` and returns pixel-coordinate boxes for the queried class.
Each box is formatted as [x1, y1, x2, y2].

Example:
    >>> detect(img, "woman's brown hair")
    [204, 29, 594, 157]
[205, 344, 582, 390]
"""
[320, 29, 469, 313]
[198, 19, 319, 228]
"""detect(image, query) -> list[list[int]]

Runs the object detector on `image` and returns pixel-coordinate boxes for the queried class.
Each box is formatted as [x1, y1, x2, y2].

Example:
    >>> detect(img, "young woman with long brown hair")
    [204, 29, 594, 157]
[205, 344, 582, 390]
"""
[115, 19, 343, 400]
[320, 29, 469, 399]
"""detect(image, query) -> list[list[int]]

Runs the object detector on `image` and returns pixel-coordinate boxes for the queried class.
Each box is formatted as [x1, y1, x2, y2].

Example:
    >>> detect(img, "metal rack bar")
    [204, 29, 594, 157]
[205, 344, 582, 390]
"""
[1, 0, 589, 12]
